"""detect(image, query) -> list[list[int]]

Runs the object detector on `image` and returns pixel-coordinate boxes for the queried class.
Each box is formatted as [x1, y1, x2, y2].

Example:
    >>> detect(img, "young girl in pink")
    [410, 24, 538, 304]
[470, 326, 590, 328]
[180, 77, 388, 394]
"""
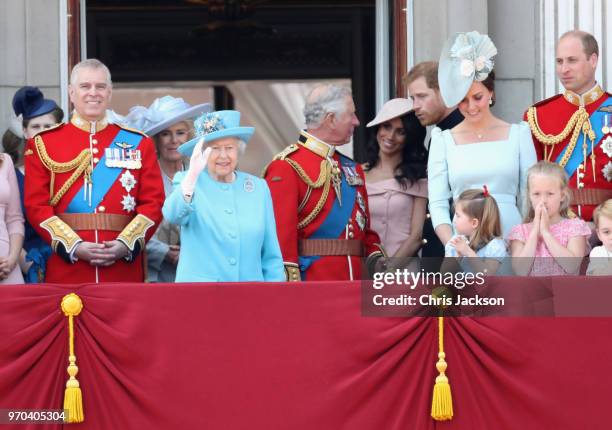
[508, 161, 591, 276]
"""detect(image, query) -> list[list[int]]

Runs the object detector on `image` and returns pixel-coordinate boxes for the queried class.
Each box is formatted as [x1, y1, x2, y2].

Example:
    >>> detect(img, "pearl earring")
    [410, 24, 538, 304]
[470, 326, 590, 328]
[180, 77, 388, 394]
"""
[489, 98, 493, 106]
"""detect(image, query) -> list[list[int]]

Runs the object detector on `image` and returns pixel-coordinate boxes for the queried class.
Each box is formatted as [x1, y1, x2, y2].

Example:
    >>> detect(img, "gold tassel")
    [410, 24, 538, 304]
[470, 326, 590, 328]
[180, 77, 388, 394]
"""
[61, 293, 84, 423]
[431, 316, 453, 421]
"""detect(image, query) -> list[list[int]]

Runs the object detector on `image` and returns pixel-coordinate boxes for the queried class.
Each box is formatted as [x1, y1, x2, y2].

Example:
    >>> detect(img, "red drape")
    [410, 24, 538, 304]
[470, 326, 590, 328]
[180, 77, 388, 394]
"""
[0, 281, 610, 430]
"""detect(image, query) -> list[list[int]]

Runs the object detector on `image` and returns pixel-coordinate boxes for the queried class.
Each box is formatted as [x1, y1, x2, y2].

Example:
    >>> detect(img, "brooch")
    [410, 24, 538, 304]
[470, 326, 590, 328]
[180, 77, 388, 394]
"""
[244, 177, 255, 193]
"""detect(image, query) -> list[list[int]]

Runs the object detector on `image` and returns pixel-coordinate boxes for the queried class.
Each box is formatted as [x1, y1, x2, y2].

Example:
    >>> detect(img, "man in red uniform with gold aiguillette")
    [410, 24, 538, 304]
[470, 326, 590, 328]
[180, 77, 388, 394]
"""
[264, 84, 383, 281]
[525, 30, 612, 220]
[24, 59, 164, 283]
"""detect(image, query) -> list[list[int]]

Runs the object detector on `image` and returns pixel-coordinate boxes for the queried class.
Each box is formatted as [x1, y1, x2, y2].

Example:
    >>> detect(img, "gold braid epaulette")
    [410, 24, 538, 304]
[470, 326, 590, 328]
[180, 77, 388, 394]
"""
[261, 144, 299, 177]
[295, 162, 331, 229]
[284, 158, 329, 188]
[526, 105, 594, 167]
[34, 135, 92, 206]
[281, 147, 333, 229]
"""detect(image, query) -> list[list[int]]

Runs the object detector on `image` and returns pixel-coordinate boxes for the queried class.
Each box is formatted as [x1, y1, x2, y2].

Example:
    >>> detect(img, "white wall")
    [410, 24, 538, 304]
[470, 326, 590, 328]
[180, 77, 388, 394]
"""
[488, 0, 537, 122]
[0, 0, 62, 133]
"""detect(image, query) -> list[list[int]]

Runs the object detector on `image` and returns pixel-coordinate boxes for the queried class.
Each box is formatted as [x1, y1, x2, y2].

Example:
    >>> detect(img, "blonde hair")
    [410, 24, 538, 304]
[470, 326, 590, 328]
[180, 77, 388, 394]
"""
[455, 188, 502, 251]
[524, 161, 572, 222]
[593, 199, 612, 228]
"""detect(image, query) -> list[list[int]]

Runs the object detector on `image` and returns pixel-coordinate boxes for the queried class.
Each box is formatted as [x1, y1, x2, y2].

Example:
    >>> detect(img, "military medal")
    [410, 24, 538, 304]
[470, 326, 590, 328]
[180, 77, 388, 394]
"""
[106, 142, 142, 169]
[342, 165, 364, 186]
[116, 142, 134, 169]
[602, 136, 612, 158]
[105, 147, 125, 168]
[602, 114, 611, 135]
[357, 191, 366, 213]
[244, 177, 255, 192]
[355, 210, 366, 231]
[124, 149, 142, 169]
[105, 148, 116, 167]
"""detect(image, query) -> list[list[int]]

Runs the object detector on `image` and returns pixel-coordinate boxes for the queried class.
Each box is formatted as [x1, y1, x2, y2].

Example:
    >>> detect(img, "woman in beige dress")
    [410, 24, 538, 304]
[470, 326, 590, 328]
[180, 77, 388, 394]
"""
[364, 99, 428, 263]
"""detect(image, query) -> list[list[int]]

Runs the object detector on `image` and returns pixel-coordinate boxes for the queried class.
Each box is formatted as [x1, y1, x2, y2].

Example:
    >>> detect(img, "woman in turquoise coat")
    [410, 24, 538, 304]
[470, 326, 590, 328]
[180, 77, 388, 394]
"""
[163, 110, 285, 282]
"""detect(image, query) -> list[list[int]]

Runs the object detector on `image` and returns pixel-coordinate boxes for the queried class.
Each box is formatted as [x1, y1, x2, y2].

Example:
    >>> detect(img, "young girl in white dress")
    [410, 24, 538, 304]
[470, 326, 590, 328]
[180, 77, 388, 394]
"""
[443, 187, 508, 275]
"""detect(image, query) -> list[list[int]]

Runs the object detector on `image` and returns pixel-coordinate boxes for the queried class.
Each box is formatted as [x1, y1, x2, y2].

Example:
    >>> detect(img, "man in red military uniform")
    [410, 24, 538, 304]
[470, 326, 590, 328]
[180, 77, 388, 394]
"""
[264, 84, 383, 281]
[24, 59, 164, 283]
[526, 30, 612, 220]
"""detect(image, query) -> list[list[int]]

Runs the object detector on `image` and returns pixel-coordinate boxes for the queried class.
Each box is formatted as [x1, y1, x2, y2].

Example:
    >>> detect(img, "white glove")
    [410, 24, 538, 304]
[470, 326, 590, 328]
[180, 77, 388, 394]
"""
[181, 138, 211, 199]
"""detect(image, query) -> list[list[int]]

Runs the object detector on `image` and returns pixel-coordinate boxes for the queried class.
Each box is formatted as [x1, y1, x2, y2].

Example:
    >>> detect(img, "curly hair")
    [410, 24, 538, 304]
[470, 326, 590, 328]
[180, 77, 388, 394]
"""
[364, 110, 427, 187]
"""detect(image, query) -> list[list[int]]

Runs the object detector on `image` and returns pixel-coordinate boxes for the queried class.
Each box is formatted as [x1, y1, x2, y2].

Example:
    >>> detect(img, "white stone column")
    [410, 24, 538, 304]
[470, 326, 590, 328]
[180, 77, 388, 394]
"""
[489, 0, 537, 121]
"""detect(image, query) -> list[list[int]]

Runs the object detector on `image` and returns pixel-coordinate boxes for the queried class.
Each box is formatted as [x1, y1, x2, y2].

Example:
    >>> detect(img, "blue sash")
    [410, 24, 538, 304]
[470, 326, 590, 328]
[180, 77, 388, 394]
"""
[66, 129, 143, 213]
[299, 155, 358, 278]
[557, 97, 612, 177]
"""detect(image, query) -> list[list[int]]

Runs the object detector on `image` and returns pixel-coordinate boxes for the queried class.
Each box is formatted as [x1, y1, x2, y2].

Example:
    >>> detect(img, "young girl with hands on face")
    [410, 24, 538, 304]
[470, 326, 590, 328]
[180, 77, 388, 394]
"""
[443, 187, 508, 275]
[509, 161, 591, 276]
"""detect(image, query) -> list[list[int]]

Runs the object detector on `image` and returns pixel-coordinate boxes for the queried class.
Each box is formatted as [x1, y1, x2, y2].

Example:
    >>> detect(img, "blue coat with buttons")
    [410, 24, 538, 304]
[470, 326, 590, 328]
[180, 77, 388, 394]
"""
[163, 169, 285, 282]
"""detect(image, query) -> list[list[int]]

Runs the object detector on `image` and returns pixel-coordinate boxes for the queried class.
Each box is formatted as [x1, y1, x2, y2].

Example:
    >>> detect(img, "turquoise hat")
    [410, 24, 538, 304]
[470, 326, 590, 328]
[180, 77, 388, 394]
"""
[438, 31, 497, 108]
[178, 110, 254, 156]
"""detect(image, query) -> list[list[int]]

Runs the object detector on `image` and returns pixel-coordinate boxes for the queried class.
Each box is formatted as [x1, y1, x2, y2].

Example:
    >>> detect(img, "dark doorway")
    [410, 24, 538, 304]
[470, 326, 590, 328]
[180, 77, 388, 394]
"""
[86, 0, 375, 162]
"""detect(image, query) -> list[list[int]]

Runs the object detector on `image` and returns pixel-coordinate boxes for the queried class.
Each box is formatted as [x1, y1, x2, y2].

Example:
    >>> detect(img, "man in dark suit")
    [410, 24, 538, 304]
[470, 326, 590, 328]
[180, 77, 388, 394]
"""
[405, 62, 464, 267]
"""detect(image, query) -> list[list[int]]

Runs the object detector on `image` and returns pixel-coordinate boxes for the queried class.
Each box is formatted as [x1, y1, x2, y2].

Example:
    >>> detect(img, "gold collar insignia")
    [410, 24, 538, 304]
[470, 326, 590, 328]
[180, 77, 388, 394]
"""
[563, 83, 605, 106]
[298, 131, 335, 159]
[70, 112, 109, 133]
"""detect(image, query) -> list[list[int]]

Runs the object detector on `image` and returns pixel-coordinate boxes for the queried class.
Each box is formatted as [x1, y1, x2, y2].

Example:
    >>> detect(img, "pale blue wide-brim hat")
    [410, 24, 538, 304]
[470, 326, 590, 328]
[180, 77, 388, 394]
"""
[438, 31, 498, 108]
[178, 110, 255, 156]
[121, 95, 212, 136]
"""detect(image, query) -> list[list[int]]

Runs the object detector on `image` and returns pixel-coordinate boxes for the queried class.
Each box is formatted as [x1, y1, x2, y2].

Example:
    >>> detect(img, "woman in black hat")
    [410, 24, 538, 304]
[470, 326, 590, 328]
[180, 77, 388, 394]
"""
[12, 86, 64, 140]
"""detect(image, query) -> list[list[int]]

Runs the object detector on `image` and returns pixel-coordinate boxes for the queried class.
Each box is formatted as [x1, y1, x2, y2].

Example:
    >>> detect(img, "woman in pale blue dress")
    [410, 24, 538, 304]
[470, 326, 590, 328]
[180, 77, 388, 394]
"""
[120, 96, 211, 283]
[162, 110, 285, 283]
[428, 31, 537, 246]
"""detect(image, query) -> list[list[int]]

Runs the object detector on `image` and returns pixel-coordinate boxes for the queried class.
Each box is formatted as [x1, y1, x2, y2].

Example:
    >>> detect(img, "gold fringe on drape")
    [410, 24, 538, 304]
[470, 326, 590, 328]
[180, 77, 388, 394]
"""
[431, 315, 453, 421]
[61, 293, 84, 423]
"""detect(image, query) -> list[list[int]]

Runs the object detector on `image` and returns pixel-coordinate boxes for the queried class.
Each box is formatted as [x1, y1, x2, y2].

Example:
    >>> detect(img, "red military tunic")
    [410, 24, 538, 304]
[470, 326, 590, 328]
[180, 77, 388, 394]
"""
[264, 131, 383, 281]
[24, 113, 165, 283]
[525, 84, 612, 220]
